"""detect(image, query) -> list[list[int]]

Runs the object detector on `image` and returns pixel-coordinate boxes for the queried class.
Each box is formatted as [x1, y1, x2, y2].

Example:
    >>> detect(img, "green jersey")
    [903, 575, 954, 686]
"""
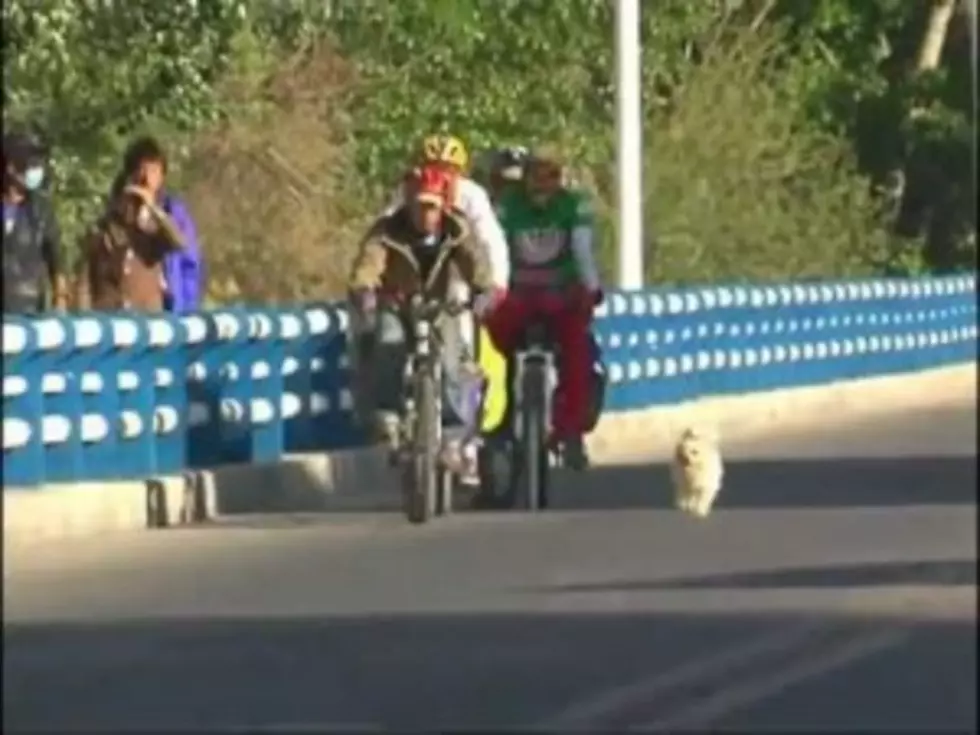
[497, 188, 594, 288]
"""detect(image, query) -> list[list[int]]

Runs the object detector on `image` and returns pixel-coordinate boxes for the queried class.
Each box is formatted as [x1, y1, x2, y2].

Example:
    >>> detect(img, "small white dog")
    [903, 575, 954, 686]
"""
[670, 427, 724, 518]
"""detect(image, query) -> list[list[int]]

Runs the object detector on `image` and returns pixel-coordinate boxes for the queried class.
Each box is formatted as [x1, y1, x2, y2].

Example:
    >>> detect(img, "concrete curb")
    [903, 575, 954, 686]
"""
[586, 363, 977, 464]
[3, 363, 975, 548]
[2, 447, 396, 550]
[2, 475, 186, 547]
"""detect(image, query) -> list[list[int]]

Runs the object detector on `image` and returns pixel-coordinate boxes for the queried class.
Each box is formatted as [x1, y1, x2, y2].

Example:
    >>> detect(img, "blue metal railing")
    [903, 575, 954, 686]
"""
[3, 275, 976, 488]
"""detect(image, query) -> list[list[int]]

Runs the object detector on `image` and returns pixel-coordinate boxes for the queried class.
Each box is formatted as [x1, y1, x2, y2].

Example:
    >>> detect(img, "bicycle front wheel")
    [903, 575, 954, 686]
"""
[517, 361, 549, 511]
[402, 366, 440, 524]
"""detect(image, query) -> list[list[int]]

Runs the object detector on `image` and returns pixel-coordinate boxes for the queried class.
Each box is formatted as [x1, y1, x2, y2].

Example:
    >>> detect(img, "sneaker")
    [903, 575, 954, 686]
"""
[373, 410, 400, 448]
[561, 436, 590, 471]
[439, 438, 463, 472]
[458, 438, 480, 486]
[440, 438, 481, 487]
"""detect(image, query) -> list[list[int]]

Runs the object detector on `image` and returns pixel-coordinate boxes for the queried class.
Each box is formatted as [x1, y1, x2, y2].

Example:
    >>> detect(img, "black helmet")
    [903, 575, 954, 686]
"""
[493, 146, 528, 181]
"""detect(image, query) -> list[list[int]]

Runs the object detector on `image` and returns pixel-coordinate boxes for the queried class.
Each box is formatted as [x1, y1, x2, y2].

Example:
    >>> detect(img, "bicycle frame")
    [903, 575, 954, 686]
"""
[398, 293, 472, 522]
[397, 296, 444, 460]
[511, 321, 558, 440]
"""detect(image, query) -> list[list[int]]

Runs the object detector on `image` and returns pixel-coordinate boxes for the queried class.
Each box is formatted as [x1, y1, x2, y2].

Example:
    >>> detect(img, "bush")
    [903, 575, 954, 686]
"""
[176, 32, 373, 304]
[639, 28, 893, 284]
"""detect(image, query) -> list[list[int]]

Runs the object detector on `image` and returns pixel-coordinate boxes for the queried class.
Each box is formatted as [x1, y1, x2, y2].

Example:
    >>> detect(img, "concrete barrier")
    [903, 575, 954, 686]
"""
[5, 362, 974, 550]
[587, 362, 977, 464]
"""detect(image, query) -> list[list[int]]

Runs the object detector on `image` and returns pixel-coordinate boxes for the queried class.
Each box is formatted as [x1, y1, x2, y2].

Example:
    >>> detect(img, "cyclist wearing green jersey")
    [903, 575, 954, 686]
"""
[483, 145, 603, 469]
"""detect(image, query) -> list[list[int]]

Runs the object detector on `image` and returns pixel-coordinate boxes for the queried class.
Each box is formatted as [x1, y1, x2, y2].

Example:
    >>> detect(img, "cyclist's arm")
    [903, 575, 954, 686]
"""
[569, 194, 601, 291]
[347, 234, 388, 293]
[462, 181, 511, 290]
[451, 232, 494, 296]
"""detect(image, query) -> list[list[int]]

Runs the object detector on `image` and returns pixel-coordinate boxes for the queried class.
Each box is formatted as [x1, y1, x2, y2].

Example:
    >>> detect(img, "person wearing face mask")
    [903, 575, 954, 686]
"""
[2, 131, 67, 314]
[108, 136, 203, 313]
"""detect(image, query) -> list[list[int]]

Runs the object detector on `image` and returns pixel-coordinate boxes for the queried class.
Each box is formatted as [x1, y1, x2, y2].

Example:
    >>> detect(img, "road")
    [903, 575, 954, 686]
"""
[4, 399, 977, 732]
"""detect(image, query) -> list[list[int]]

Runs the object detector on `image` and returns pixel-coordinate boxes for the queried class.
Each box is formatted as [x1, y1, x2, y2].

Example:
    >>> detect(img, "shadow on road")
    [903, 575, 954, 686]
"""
[5, 609, 977, 732]
[550, 455, 978, 512]
[199, 454, 978, 526]
[543, 558, 977, 593]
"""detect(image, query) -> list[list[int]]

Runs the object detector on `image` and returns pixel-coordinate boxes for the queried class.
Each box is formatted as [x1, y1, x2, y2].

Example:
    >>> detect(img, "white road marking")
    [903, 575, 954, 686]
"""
[638, 628, 908, 731]
[534, 619, 832, 730]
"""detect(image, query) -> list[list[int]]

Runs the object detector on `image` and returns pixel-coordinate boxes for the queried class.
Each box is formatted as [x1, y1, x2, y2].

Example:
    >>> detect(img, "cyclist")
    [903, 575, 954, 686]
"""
[483, 144, 603, 470]
[486, 146, 529, 206]
[347, 165, 493, 478]
[381, 134, 511, 300]
[468, 145, 529, 443]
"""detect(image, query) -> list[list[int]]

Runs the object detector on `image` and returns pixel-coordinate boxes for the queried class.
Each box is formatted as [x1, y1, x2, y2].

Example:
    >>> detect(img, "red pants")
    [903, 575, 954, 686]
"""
[484, 290, 592, 439]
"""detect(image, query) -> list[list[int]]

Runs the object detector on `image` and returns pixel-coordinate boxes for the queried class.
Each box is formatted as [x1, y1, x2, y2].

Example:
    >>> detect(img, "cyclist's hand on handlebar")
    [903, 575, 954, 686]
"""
[350, 288, 379, 333]
[445, 281, 471, 315]
[570, 285, 601, 317]
[473, 287, 507, 320]
[351, 288, 377, 314]
[445, 297, 470, 317]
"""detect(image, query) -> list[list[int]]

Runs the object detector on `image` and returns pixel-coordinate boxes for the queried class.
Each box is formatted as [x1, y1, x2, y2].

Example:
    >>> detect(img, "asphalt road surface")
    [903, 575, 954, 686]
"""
[4, 399, 977, 732]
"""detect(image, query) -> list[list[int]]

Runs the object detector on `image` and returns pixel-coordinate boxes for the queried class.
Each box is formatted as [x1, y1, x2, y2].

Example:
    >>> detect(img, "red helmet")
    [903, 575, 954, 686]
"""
[415, 163, 452, 207]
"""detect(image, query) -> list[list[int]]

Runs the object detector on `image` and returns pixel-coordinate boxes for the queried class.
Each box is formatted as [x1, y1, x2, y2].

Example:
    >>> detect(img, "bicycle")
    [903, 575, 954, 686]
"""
[396, 293, 469, 524]
[511, 317, 559, 510]
[476, 315, 560, 512]
[475, 297, 606, 512]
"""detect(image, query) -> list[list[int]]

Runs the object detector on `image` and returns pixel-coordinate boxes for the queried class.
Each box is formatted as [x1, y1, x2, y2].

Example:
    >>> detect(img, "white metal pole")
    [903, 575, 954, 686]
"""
[615, 0, 644, 291]
[967, 0, 977, 199]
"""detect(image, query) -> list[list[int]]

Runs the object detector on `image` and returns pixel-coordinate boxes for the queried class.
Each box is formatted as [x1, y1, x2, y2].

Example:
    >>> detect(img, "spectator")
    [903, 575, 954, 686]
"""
[110, 136, 203, 313]
[2, 131, 67, 314]
[74, 181, 185, 311]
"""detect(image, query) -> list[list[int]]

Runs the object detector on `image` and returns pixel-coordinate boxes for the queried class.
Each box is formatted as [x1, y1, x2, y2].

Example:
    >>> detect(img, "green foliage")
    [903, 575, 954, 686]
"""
[768, 0, 975, 269]
[326, 0, 611, 182]
[2, 0, 974, 300]
[642, 27, 892, 284]
[313, 0, 740, 185]
[2, 0, 249, 250]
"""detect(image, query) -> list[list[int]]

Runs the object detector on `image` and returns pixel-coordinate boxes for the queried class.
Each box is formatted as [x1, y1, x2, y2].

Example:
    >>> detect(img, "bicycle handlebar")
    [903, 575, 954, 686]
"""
[407, 293, 471, 320]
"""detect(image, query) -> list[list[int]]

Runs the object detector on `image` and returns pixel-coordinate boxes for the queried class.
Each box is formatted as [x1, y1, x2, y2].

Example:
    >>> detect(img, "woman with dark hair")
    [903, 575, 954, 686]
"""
[109, 136, 203, 313]
[2, 130, 67, 313]
[75, 178, 185, 311]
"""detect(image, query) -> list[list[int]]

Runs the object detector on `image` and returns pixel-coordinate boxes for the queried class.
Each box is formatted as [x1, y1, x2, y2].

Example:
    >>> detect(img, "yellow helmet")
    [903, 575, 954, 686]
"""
[421, 134, 469, 170]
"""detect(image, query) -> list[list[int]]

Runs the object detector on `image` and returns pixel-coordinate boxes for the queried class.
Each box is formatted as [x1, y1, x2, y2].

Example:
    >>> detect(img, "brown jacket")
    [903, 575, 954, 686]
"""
[74, 194, 185, 312]
[347, 207, 491, 301]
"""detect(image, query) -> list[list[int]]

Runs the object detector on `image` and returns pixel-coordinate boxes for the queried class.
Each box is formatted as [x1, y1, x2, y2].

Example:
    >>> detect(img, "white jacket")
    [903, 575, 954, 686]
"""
[383, 176, 511, 291]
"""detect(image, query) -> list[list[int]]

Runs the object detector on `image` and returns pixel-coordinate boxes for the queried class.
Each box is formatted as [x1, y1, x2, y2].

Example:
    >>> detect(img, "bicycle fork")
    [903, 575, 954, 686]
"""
[512, 348, 557, 441]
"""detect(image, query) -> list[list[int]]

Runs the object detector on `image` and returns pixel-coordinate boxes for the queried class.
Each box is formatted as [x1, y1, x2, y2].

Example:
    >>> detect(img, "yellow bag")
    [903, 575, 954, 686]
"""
[477, 324, 508, 434]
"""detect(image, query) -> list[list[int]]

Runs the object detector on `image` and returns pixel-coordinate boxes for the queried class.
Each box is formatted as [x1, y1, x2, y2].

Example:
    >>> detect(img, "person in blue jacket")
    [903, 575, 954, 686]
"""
[110, 136, 203, 313]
